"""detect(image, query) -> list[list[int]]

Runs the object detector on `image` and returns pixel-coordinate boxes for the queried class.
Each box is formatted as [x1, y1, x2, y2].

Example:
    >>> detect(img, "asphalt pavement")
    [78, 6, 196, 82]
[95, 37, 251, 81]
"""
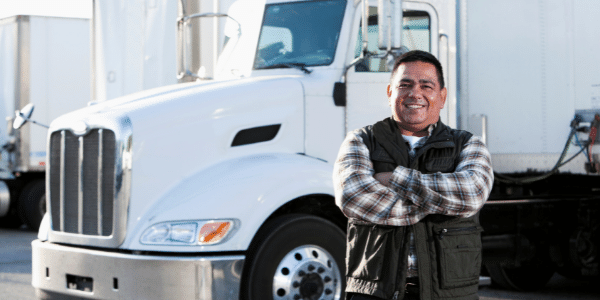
[1, 228, 38, 300]
[1, 228, 599, 300]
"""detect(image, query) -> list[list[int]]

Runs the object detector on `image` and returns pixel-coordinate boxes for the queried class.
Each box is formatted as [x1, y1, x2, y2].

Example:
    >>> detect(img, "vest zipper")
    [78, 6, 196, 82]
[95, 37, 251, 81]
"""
[437, 226, 479, 240]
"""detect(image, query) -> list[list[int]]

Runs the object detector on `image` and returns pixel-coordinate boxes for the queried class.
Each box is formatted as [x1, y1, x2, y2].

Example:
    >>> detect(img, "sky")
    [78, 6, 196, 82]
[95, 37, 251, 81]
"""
[0, 0, 92, 20]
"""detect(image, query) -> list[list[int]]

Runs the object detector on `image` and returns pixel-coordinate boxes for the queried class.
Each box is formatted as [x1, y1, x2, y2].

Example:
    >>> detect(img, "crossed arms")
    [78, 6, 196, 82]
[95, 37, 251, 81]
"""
[333, 131, 494, 226]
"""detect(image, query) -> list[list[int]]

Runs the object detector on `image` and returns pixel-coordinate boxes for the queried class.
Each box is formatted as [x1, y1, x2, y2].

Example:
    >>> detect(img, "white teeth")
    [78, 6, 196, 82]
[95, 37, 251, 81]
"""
[407, 105, 423, 109]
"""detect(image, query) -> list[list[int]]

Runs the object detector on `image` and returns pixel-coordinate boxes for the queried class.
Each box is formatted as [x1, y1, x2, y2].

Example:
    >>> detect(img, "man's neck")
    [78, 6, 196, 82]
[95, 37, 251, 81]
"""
[399, 128, 429, 137]
[397, 124, 433, 137]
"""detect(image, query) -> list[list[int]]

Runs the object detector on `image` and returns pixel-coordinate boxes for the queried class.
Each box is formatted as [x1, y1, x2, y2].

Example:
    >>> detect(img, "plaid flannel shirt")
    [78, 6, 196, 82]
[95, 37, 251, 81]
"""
[333, 130, 494, 226]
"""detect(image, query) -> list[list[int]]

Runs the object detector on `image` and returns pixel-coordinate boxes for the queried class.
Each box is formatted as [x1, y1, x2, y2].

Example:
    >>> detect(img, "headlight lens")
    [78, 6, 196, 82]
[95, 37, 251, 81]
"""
[170, 223, 197, 243]
[140, 220, 235, 245]
[141, 223, 171, 243]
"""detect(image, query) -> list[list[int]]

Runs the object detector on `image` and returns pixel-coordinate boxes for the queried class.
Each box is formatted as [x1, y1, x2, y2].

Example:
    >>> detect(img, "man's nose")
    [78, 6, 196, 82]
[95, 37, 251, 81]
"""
[408, 87, 422, 97]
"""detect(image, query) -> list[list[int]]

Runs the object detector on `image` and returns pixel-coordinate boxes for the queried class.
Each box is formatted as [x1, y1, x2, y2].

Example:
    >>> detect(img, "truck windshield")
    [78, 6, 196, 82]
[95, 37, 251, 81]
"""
[254, 0, 347, 70]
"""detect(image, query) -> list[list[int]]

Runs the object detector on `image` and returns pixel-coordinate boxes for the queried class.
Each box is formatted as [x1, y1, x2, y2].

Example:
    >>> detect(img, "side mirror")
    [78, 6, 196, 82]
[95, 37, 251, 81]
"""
[377, 0, 402, 50]
[13, 103, 49, 129]
[13, 103, 35, 130]
[177, 12, 241, 82]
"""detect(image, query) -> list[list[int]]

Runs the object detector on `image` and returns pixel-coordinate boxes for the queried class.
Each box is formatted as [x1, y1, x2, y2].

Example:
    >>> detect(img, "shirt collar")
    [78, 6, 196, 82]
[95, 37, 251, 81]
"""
[427, 123, 436, 137]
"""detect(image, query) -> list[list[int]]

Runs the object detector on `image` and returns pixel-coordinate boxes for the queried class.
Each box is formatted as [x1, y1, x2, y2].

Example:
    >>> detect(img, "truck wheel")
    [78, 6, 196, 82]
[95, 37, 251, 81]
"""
[485, 259, 555, 291]
[243, 214, 346, 300]
[0, 210, 23, 228]
[18, 180, 46, 230]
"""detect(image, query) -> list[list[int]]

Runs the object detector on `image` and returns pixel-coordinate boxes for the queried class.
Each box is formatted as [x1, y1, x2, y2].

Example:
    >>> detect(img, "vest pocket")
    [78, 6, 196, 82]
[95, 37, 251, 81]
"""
[433, 225, 483, 289]
[346, 219, 400, 281]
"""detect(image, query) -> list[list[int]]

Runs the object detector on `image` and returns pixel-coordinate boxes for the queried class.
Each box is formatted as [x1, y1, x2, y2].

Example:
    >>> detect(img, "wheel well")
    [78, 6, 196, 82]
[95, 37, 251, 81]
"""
[262, 194, 347, 234]
[244, 194, 348, 260]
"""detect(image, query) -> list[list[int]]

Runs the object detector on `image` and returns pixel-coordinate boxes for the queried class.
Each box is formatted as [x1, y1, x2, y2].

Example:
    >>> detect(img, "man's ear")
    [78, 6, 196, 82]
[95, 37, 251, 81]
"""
[440, 87, 447, 108]
[387, 84, 392, 98]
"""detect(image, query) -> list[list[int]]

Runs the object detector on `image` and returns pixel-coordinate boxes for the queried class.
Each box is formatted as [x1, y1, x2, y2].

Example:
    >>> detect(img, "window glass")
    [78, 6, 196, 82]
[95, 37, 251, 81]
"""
[254, 0, 347, 69]
[403, 12, 430, 51]
[355, 10, 430, 72]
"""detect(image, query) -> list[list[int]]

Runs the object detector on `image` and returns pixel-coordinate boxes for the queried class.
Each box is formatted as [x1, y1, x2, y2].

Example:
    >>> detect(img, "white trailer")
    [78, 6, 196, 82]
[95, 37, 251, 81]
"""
[32, 0, 600, 299]
[0, 15, 90, 229]
[1, 0, 236, 230]
[90, 0, 237, 102]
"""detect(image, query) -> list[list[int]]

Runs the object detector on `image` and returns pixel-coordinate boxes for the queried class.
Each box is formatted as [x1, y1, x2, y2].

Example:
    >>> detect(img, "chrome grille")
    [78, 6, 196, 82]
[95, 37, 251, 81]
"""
[49, 129, 116, 236]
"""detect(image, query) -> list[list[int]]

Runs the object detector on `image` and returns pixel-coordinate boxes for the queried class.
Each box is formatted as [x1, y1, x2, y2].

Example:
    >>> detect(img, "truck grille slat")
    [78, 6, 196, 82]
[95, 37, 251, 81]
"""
[102, 131, 115, 236]
[59, 131, 65, 231]
[97, 129, 103, 235]
[49, 129, 116, 237]
[78, 136, 83, 234]
[82, 130, 99, 235]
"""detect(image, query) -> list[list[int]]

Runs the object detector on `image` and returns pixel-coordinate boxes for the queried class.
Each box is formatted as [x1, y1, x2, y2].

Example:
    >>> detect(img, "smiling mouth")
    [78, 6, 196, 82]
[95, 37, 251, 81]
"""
[405, 104, 426, 109]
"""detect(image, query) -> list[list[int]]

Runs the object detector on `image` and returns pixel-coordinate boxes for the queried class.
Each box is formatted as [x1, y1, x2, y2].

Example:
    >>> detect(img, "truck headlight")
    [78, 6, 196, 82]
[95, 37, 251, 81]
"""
[140, 220, 235, 245]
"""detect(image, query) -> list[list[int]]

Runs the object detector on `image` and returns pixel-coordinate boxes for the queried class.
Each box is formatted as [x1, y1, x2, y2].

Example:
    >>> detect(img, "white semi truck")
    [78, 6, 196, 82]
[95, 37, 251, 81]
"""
[0, 9, 181, 230]
[32, 0, 600, 299]
[0, 0, 199, 230]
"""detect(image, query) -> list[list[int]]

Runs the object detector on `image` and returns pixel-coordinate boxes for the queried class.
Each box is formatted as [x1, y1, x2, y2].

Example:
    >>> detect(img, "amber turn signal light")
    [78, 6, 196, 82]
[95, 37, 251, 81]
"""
[199, 221, 232, 244]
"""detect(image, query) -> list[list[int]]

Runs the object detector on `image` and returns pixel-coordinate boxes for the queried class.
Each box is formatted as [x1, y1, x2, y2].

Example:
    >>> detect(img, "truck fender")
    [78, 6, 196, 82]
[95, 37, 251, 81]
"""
[123, 153, 336, 252]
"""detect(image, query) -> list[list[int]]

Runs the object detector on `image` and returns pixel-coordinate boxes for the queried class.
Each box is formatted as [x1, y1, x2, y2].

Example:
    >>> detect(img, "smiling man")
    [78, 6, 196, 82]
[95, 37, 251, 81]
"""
[334, 50, 494, 300]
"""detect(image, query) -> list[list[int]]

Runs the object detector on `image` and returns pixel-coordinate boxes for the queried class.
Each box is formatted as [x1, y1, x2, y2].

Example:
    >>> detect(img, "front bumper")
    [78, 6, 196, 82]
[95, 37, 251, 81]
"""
[32, 240, 245, 300]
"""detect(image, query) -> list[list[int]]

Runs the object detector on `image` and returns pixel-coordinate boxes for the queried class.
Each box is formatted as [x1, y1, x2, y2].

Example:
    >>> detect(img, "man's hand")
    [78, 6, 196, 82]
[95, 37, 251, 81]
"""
[374, 172, 394, 187]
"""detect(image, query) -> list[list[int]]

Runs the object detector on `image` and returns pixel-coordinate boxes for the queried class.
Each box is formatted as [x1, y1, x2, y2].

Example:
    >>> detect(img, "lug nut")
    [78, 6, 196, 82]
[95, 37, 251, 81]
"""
[325, 288, 332, 295]
[307, 265, 315, 271]
[294, 294, 301, 300]
[317, 267, 325, 273]
[324, 276, 331, 283]
[298, 270, 306, 276]
[293, 281, 300, 288]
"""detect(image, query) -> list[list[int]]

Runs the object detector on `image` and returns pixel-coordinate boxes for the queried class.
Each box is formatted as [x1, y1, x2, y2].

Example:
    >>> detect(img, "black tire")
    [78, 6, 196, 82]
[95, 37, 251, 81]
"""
[0, 210, 23, 228]
[18, 180, 46, 230]
[485, 259, 555, 291]
[556, 265, 584, 280]
[243, 214, 346, 300]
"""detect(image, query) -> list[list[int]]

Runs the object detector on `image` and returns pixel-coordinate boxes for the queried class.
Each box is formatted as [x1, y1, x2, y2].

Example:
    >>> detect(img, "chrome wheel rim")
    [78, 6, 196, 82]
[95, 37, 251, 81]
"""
[272, 245, 342, 300]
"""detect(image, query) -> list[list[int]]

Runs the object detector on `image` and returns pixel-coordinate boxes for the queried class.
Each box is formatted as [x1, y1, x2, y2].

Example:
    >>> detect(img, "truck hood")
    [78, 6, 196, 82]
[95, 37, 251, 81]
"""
[49, 75, 305, 247]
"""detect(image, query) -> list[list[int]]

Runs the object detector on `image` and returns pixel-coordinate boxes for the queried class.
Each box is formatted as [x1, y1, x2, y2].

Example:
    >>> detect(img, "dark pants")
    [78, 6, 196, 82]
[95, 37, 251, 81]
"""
[347, 292, 419, 300]
[346, 278, 420, 300]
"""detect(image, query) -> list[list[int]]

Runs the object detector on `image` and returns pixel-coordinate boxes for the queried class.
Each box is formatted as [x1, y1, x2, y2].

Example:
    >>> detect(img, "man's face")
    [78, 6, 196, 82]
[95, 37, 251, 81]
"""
[387, 61, 447, 135]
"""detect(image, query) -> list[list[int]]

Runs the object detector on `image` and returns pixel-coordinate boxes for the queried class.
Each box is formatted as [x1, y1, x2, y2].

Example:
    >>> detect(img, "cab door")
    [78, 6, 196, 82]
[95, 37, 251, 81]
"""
[344, 1, 450, 133]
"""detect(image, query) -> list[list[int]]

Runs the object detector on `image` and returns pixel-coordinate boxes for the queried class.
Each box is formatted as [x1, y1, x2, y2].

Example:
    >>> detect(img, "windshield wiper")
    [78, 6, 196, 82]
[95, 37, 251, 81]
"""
[258, 63, 312, 74]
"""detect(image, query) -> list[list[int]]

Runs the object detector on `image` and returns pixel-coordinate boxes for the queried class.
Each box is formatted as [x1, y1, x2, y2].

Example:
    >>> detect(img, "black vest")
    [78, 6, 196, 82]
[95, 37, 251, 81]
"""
[345, 118, 482, 300]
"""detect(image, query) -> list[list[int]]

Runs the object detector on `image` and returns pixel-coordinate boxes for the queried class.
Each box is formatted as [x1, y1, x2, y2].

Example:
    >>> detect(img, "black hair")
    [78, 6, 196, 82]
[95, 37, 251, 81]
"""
[390, 50, 445, 89]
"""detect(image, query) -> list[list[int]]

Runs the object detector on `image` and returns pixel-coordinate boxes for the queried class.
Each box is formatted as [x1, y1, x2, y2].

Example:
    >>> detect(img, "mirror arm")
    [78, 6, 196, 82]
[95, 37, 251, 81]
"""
[177, 11, 241, 82]
[340, 51, 374, 84]
[13, 110, 49, 130]
[361, 0, 369, 56]
[180, 13, 229, 23]
[28, 119, 49, 129]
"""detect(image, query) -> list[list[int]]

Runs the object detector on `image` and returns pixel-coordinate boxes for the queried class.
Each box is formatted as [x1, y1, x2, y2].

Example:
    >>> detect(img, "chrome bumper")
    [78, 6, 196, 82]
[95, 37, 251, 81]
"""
[32, 240, 244, 300]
